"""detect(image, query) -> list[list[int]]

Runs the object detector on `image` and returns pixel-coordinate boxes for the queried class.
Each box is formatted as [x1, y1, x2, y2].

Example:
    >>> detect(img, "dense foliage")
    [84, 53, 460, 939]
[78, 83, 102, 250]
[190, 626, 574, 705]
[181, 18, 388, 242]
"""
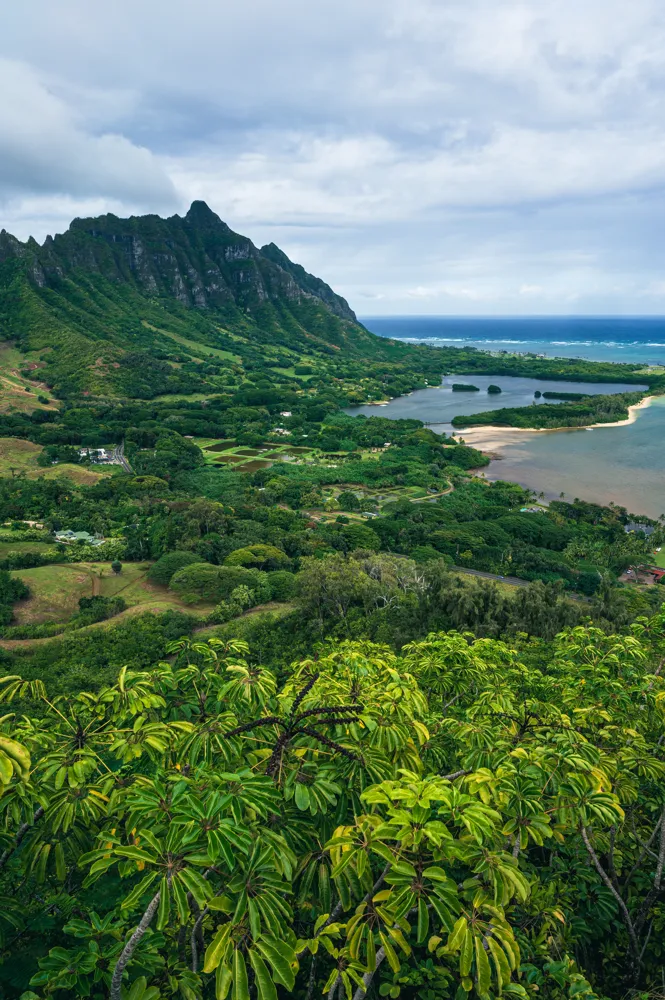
[452, 393, 645, 430]
[1, 617, 665, 1000]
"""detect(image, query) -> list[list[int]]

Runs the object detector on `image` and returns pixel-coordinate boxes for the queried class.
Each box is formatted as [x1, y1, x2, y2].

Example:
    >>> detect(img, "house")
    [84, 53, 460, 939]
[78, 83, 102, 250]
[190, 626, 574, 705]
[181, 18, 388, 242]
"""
[79, 447, 112, 463]
[279, 411, 292, 417]
[625, 522, 655, 536]
[55, 530, 105, 546]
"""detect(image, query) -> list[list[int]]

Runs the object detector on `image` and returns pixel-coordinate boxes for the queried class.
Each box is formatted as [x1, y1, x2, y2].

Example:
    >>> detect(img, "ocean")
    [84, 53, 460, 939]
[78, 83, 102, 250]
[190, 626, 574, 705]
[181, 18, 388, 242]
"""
[360, 316, 665, 367]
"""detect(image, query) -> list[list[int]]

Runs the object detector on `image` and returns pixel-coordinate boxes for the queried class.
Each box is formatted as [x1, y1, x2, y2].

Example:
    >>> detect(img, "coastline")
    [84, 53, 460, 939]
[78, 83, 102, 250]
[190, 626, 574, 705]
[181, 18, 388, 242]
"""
[450, 395, 655, 448]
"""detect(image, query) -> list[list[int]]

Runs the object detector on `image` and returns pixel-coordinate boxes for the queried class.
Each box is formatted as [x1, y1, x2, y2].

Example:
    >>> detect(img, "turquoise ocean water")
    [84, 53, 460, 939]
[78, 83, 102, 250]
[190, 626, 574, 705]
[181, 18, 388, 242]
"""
[352, 317, 665, 518]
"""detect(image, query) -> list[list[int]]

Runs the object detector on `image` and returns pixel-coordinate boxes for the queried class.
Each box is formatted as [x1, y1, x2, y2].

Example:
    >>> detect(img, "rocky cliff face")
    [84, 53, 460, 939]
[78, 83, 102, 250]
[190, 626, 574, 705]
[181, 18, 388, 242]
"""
[0, 201, 358, 322]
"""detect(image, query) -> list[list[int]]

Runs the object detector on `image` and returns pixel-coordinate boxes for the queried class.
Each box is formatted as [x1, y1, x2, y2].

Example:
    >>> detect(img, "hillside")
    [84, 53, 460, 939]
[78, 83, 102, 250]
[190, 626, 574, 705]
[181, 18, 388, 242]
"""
[0, 201, 393, 398]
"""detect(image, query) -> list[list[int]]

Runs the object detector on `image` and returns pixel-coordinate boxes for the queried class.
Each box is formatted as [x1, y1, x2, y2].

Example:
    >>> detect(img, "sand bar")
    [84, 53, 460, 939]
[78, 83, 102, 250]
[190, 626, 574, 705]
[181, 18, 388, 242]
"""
[449, 395, 656, 452]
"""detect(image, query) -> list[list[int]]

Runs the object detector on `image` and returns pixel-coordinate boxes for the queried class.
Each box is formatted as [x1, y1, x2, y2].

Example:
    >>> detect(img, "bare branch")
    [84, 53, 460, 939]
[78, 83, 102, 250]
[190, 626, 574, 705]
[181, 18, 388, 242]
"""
[580, 826, 640, 963]
[110, 888, 162, 1000]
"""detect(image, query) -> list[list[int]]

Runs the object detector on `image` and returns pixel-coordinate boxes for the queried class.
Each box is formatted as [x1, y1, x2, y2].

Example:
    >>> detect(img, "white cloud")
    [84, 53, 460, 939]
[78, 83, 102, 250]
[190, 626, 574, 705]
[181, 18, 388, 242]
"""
[0, 59, 177, 209]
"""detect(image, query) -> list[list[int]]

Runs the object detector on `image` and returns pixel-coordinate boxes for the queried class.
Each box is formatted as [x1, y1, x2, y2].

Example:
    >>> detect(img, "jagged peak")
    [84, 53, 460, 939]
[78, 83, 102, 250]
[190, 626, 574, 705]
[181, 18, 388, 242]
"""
[185, 200, 229, 231]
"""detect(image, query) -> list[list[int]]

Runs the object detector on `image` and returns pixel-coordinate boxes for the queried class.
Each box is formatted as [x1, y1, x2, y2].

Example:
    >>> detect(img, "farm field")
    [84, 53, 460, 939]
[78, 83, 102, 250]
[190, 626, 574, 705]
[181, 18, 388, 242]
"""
[194, 437, 318, 471]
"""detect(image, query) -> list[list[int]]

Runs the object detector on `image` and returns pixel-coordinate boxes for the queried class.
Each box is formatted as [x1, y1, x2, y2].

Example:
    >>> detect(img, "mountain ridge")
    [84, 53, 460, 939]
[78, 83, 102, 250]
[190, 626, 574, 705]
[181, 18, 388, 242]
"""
[0, 202, 385, 398]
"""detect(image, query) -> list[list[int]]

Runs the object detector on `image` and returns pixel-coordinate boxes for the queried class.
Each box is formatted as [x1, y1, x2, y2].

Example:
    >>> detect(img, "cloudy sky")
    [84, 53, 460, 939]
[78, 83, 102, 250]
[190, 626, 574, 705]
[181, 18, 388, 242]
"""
[3, 0, 665, 315]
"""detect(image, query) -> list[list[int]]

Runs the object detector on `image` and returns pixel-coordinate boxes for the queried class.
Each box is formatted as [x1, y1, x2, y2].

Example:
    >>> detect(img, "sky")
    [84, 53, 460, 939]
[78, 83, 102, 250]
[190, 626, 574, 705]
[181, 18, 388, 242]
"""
[3, 0, 665, 316]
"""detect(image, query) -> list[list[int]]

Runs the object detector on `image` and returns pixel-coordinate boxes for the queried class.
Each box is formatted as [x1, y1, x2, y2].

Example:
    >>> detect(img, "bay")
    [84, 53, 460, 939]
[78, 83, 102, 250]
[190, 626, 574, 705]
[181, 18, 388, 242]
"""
[453, 397, 665, 520]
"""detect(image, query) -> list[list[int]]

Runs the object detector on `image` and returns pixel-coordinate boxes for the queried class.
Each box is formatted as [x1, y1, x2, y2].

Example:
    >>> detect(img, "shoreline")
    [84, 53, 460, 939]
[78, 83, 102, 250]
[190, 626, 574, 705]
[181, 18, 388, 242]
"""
[450, 395, 655, 447]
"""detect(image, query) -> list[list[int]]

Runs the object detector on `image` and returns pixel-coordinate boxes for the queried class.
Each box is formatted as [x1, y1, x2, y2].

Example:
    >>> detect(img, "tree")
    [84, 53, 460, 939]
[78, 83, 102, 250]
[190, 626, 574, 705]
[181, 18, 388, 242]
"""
[148, 550, 200, 587]
[225, 544, 290, 570]
[111, 560, 122, 575]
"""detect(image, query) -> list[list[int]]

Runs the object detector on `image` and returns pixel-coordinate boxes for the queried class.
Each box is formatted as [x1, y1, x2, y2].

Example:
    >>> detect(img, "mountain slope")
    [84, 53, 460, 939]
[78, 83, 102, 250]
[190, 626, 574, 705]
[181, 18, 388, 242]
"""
[0, 202, 384, 398]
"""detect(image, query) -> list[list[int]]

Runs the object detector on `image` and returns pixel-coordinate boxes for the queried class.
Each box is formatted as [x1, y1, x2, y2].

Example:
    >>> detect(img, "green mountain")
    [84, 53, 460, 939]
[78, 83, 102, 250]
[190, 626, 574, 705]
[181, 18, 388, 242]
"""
[0, 201, 387, 398]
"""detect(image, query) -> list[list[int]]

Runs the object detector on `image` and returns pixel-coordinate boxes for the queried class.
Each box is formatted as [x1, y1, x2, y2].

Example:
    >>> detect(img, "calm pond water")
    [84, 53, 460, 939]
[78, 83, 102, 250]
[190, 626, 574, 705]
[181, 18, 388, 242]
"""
[346, 376, 665, 518]
[346, 374, 645, 424]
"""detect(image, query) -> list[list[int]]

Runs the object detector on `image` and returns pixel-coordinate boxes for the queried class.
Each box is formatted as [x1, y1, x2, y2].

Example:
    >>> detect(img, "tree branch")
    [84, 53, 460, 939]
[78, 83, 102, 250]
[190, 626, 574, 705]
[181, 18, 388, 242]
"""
[0, 805, 45, 873]
[580, 826, 640, 964]
[297, 864, 391, 961]
[352, 947, 386, 1000]
[110, 888, 162, 1000]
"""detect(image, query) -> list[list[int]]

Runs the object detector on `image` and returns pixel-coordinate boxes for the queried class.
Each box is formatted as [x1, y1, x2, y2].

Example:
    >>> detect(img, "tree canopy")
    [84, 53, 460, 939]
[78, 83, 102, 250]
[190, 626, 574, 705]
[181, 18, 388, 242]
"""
[0, 613, 665, 1000]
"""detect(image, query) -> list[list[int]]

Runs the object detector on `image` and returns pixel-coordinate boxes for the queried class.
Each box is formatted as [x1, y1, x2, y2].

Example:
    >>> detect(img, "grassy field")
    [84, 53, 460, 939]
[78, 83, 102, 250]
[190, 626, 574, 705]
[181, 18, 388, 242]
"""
[8, 560, 217, 631]
[653, 550, 665, 568]
[141, 324, 242, 363]
[0, 342, 59, 414]
[10, 565, 97, 623]
[0, 540, 55, 555]
[0, 438, 113, 485]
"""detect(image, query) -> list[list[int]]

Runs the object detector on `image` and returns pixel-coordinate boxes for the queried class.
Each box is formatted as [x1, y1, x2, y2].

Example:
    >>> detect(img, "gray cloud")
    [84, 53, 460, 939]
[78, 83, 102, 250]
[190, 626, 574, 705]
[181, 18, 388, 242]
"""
[0, 59, 177, 208]
[2, 0, 665, 312]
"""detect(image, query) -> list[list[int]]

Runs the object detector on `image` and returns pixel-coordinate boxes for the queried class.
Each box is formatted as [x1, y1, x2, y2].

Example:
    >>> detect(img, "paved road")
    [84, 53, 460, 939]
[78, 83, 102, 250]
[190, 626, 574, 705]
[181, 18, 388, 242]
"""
[113, 440, 133, 474]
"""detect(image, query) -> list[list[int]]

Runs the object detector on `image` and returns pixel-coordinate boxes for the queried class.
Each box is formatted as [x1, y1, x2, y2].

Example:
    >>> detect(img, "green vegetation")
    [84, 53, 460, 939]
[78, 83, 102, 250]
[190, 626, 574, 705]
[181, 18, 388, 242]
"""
[0, 204, 664, 1000]
[1, 619, 665, 998]
[541, 391, 589, 401]
[452, 383, 480, 391]
[452, 392, 645, 429]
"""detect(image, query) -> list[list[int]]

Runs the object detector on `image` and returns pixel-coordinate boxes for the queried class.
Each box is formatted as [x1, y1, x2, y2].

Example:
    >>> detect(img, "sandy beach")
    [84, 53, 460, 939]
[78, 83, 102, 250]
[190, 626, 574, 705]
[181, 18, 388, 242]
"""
[450, 394, 656, 452]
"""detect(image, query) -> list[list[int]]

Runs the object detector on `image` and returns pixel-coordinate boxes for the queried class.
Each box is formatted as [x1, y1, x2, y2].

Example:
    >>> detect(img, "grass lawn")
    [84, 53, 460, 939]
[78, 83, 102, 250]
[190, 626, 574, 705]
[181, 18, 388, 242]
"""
[653, 550, 665, 568]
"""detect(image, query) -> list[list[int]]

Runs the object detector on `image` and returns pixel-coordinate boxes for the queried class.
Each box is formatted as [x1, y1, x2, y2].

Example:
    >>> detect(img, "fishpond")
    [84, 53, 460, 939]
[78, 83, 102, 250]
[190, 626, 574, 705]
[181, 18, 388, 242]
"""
[347, 375, 665, 518]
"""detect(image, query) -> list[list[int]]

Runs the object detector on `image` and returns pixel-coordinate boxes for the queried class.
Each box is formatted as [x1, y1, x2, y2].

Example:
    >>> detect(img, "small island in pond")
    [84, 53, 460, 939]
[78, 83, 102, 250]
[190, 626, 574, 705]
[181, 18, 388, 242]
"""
[452, 382, 480, 391]
[487, 384, 502, 393]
